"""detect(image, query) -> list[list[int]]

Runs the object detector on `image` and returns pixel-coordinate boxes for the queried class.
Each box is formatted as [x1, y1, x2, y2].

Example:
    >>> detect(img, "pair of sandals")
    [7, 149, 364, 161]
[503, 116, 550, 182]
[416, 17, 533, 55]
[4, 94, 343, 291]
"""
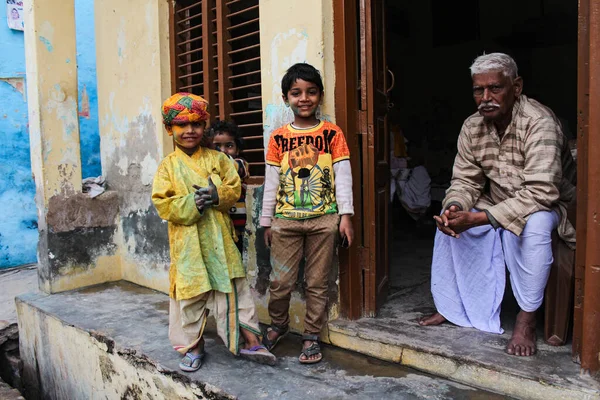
[179, 344, 277, 372]
[262, 325, 323, 364]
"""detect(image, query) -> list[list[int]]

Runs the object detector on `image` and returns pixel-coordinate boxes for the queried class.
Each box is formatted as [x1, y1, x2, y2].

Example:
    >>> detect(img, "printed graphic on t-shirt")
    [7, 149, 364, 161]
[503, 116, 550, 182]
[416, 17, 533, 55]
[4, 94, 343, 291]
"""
[266, 121, 350, 219]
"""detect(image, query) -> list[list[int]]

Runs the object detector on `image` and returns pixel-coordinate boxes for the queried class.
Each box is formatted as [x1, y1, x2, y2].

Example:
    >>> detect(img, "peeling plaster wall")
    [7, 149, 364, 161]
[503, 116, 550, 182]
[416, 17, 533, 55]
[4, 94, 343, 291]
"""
[0, 6, 36, 268]
[75, 0, 101, 179]
[259, 0, 336, 148]
[0, 0, 102, 269]
[95, 0, 173, 292]
[23, 0, 119, 292]
[245, 0, 339, 333]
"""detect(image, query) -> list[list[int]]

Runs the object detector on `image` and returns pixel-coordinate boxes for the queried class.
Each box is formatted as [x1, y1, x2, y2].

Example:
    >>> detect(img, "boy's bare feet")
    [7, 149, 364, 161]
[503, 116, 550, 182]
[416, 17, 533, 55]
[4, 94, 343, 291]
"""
[506, 310, 537, 356]
[266, 328, 279, 343]
[418, 312, 447, 326]
[189, 337, 205, 355]
[241, 328, 270, 354]
[240, 328, 277, 365]
[262, 325, 288, 351]
[179, 338, 205, 372]
[299, 340, 322, 363]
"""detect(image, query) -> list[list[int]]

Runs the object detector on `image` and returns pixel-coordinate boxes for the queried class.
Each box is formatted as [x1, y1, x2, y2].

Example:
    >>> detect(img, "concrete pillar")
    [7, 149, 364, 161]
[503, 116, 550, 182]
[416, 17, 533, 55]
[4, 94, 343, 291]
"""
[25, 0, 82, 206]
[95, 0, 173, 293]
[25, 0, 120, 293]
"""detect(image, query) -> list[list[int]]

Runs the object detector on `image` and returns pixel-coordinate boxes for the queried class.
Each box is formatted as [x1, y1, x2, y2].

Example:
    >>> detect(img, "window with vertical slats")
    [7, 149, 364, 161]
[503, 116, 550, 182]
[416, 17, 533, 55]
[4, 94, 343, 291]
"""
[172, 0, 265, 179]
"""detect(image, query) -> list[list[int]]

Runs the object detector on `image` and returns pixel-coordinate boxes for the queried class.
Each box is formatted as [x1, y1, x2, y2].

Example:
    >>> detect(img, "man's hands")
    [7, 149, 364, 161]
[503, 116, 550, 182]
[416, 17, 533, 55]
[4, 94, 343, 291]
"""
[193, 177, 219, 214]
[433, 206, 489, 238]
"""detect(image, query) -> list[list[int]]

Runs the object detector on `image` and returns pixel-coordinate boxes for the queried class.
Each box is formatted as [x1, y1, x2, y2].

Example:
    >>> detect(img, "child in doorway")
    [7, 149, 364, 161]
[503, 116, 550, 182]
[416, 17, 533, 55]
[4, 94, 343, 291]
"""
[260, 63, 355, 364]
[211, 121, 250, 254]
[152, 93, 276, 372]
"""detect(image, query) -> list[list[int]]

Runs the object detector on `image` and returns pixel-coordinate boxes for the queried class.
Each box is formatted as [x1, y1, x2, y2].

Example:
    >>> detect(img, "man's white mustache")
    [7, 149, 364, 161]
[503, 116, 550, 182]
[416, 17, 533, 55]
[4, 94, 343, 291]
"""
[478, 102, 500, 110]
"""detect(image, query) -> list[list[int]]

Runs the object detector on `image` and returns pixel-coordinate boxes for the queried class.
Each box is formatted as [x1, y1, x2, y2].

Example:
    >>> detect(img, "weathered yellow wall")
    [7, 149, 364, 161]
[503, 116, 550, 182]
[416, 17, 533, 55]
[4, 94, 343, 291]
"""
[95, 0, 173, 293]
[25, 0, 124, 294]
[25, 0, 82, 208]
[24, 0, 340, 310]
[259, 0, 336, 145]
[246, 0, 339, 334]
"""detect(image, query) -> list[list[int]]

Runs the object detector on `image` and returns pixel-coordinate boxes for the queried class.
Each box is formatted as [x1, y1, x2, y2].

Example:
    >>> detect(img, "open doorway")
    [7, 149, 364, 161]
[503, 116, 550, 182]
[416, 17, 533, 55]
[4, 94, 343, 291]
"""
[381, 0, 578, 332]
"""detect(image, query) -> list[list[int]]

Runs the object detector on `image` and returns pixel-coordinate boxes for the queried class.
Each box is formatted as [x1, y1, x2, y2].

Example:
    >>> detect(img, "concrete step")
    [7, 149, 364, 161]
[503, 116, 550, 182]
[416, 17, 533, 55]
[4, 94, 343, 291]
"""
[0, 379, 24, 400]
[327, 282, 600, 400]
[16, 281, 509, 400]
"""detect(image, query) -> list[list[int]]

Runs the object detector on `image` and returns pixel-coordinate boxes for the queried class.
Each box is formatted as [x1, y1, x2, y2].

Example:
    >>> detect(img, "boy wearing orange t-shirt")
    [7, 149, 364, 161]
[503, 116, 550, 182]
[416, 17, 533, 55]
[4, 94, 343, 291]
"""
[260, 63, 354, 364]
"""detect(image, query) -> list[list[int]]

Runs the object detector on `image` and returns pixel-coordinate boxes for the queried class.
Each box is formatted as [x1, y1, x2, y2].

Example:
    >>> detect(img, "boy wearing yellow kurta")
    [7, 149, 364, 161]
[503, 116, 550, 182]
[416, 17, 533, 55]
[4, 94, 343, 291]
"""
[152, 93, 276, 372]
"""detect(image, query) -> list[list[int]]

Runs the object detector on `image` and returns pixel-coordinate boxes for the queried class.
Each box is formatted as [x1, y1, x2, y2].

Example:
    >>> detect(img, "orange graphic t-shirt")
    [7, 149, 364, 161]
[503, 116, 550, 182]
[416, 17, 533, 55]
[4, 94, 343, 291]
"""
[266, 121, 350, 220]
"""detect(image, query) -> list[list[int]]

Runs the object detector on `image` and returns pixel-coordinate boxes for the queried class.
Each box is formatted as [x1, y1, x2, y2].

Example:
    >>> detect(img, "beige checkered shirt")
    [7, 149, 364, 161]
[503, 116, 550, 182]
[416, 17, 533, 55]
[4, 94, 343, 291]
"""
[443, 95, 576, 247]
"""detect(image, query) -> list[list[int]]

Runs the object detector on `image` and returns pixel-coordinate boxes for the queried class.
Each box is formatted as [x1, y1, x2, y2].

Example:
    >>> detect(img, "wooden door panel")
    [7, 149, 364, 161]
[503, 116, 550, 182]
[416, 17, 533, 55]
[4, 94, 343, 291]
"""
[361, 0, 389, 316]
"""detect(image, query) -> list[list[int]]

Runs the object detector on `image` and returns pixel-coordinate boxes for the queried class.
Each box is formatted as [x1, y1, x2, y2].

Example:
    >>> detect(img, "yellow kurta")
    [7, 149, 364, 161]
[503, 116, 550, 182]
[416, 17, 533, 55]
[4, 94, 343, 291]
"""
[152, 146, 244, 300]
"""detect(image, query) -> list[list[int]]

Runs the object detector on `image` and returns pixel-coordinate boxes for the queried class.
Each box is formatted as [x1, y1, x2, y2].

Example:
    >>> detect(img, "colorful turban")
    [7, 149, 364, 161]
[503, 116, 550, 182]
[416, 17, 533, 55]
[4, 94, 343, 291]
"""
[161, 93, 210, 131]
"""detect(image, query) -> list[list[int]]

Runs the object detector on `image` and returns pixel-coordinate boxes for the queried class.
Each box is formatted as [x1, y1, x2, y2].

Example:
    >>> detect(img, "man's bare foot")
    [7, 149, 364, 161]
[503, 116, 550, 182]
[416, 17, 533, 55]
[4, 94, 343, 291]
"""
[418, 312, 447, 326]
[506, 310, 537, 357]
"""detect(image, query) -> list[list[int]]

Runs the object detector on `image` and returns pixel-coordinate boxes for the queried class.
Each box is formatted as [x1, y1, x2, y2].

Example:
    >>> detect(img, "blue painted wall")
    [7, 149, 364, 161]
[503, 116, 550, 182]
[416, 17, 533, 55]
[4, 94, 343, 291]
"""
[0, 1, 101, 268]
[0, 5, 37, 267]
[76, 0, 101, 178]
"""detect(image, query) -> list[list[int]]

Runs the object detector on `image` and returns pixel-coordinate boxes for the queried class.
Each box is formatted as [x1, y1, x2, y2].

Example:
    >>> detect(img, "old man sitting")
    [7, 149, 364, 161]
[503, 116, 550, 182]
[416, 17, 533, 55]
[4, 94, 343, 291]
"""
[419, 53, 576, 357]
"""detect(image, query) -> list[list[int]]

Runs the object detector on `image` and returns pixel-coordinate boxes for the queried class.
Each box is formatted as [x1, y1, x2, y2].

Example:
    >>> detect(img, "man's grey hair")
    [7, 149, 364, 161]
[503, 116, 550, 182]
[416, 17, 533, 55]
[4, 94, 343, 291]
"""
[470, 53, 519, 79]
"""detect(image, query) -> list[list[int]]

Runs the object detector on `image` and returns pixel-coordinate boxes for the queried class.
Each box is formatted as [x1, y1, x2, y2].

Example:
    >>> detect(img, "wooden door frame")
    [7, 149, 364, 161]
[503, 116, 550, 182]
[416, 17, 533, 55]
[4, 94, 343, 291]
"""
[334, 0, 600, 374]
[359, 0, 390, 317]
[333, 0, 363, 320]
[333, 0, 390, 319]
[574, 0, 600, 374]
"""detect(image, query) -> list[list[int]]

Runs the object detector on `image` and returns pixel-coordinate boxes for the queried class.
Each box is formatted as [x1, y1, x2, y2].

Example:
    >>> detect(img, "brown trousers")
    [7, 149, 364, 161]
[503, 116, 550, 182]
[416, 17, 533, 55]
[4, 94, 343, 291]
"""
[268, 213, 339, 335]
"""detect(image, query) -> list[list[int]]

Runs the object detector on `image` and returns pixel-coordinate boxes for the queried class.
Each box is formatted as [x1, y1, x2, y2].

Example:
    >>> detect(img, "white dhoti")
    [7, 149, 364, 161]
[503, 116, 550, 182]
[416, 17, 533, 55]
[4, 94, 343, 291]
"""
[431, 210, 559, 334]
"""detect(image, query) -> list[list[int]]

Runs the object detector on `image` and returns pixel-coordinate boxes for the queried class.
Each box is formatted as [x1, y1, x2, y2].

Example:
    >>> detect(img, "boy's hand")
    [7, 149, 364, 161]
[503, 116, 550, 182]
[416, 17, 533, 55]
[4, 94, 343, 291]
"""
[194, 191, 205, 213]
[263, 227, 272, 248]
[339, 215, 354, 247]
[193, 178, 219, 209]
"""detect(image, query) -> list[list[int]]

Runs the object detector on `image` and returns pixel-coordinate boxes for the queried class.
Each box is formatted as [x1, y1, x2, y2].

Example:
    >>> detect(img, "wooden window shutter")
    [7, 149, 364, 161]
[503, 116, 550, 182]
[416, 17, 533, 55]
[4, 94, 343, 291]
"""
[172, 0, 265, 180]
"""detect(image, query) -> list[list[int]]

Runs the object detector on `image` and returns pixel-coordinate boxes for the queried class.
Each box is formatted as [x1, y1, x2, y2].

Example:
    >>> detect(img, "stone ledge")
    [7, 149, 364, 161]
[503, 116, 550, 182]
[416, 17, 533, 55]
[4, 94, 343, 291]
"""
[14, 281, 509, 400]
[16, 292, 233, 400]
[327, 319, 600, 400]
[0, 379, 24, 400]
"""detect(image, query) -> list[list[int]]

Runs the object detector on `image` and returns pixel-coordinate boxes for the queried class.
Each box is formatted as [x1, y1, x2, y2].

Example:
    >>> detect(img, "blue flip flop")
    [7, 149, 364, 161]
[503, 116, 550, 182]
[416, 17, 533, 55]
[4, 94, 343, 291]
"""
[179, 352, 205, 372]
[239, 345, 277, 366]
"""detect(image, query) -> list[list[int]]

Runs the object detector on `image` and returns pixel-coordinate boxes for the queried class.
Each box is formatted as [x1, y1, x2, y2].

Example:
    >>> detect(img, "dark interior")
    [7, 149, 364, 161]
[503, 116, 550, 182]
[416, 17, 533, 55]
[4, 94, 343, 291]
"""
[384, 0, 578, 303]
